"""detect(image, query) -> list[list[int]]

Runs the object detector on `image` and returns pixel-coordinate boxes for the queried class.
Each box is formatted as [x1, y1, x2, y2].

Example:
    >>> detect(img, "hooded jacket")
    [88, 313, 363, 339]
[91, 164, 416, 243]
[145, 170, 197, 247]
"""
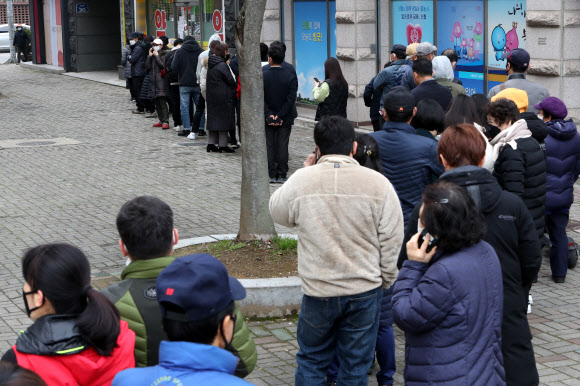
[520, 111, 549, 151]
[399, 166, 541, 385]
[112, 341, 252, 386]
[129, 41, 147, 77]
[197, 33, 223, 83]
[432, 56, 466, 97]
[545, 119, 580, 213]
[100, 257, 257, 376]
[206, 55, 237, 132]
[171, 39, 204, 87]
[393, 240, 505, 385]
[7, 315, 135, 386]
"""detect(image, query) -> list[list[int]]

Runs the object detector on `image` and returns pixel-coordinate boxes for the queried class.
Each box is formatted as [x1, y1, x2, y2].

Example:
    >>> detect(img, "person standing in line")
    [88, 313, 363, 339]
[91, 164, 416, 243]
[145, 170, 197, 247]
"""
[432, 56, 466, 97]
[164, 38, 184, 132]
[374, 44, 407, 113]
[172, 35, 204, 139]
[206, 42, 237, 153]
[13, 24, 30, 63]
[537, 97, 580, 283]
[313, 58, 349, 121]
[364, 68, 386, 132]
[145, 38, 171, 130]
[121, 38, 135, 102]
[411, 58, 453, 111]
[395, 43, 419, 91]
[410, 99, 445, 141]
[263, 43, 298, 184]
[194, 34, 223, 138]
[128, 32, 148, 115]
[441, 49, 462, 85]
[393, 181, 505, 385]
[399, 124, 541, 386]
[270, 116, 403, 386]
[415, 41, 437, 61]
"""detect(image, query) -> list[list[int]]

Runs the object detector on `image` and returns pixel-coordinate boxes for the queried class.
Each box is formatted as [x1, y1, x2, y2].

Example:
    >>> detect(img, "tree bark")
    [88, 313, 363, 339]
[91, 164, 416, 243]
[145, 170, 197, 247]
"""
[235, 0, 277, 241]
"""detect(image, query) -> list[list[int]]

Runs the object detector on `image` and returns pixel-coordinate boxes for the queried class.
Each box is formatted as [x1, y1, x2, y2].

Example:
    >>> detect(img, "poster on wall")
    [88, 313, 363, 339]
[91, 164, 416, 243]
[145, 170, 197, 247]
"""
[294, 1, 336, 104]
[487, 0, 526, 89]
[392, 1, 434, 47]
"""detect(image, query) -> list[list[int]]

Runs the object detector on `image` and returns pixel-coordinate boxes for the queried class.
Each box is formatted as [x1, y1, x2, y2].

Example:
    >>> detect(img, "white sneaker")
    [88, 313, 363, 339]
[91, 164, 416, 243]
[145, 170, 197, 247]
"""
[174, 125, 182, 132]
[187, 132, 196, 140]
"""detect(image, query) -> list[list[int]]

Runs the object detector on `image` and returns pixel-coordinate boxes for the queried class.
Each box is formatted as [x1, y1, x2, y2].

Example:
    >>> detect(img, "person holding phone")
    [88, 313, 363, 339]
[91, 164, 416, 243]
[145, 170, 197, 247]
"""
[392, 180, 505, 385]
[312, 58, 348, 121]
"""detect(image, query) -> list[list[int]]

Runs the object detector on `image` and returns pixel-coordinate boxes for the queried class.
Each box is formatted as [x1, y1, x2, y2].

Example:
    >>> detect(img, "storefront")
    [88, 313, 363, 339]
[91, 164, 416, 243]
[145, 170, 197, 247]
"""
[391, 0, 527, 95]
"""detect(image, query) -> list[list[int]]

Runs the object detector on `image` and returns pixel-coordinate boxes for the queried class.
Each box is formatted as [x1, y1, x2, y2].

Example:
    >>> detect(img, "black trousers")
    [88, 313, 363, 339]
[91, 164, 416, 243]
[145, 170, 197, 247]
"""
[132, 76, 146, 112]
[372, 120, 381, 132]
[265, 125, 291, 178]
[169, 84, 182, 126]
[16, 45, 29, 62]
[192, 94, 205, 132]
[230, 97, 240, 144]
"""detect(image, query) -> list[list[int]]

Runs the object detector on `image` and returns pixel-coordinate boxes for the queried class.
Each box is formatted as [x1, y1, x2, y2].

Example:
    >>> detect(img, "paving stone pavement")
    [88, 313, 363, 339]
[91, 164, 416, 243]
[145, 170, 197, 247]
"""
[1, 65, 580, 385]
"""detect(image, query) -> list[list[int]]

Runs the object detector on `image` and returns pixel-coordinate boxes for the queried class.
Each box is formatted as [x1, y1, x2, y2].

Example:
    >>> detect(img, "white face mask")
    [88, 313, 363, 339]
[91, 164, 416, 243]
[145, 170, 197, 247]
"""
[417, 219, 424, 235]
[537, 114, 544, 120]
[153, 46, 161, 52]
[17, 28, 22, 31]
[130, 40, 136, 46]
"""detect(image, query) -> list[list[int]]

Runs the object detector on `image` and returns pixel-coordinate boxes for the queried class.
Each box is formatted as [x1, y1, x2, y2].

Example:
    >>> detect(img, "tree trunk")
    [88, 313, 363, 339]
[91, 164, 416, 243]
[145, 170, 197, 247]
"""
[235, 0, 277, 241]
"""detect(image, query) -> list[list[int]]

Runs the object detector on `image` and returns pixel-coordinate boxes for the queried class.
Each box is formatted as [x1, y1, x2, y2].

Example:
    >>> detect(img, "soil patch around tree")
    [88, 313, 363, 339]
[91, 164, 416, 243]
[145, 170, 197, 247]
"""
[173, 237, 298, 279]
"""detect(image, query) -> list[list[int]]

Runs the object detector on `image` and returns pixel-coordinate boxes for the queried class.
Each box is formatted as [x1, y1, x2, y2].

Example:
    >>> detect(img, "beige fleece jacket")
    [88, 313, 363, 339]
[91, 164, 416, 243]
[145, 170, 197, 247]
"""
[269, 155, 404, 297]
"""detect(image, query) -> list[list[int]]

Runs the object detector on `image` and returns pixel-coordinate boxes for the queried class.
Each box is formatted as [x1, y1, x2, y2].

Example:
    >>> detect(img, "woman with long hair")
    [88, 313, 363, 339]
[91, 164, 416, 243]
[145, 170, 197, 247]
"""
[393, 181, 505, 384]
[445, 94, 494, 170]
[2, 243, 135, 385]
[411, 99, 445, 141]
[313, 57, 349, 121]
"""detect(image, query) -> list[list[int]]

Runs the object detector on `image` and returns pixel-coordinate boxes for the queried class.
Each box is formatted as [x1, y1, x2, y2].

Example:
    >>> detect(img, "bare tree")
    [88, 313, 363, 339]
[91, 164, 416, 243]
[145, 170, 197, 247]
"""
[235, 0, 277, 241]
[6, 0, 17, 63]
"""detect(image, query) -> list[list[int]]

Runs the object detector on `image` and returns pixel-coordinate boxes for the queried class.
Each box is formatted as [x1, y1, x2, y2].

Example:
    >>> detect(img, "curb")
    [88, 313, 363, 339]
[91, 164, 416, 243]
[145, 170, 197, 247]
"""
[175, 234, 302, 318]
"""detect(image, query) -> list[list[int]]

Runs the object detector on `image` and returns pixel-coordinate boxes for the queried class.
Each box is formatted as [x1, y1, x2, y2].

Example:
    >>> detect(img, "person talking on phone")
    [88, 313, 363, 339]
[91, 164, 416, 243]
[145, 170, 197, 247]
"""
[312, 58, 348, 121]
[392, 180, 506, 385]
[398, 124, 540, 385]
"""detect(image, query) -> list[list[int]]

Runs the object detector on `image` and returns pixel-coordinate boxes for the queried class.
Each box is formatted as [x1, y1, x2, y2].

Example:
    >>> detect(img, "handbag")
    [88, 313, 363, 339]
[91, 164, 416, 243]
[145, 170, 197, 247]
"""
[160, 68, 166, 78]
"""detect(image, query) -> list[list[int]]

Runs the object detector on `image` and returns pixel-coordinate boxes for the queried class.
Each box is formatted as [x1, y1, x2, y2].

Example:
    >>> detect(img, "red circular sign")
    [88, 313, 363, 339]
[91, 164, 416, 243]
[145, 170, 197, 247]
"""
[155, 9, 163, 29]
[212, 10, 222, 32]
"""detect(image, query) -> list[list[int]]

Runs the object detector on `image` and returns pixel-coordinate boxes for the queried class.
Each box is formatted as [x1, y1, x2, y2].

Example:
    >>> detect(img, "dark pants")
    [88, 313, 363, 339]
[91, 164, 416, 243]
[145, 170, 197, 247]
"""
[295, 287, 382, 386]
[155, 97, 169, 124]
[547, 212, 570, 278]
[230, 97, 241, 144]
[16, 45, 29, 62]
[132, 76, 145, 112]
[372, 120, 381, 132]
[169, 85, 182, 126]
[265, 125, 292, 179]
[192, 94, 205, 132]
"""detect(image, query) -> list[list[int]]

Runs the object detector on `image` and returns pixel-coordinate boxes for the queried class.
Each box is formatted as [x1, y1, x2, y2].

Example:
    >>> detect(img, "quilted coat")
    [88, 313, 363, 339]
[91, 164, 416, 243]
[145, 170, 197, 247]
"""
[370, 121, 444, 228]
[393, 241, 506, 385]
[545, 119, 580, 214]
[145, 49, 169, 98]
[206, 55, 237, 132]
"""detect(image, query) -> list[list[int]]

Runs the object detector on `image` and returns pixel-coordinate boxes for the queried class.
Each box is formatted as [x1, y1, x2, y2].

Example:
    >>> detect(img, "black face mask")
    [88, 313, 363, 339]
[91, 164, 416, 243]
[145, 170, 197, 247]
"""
[485, 124, 501, 141]
[23, 290, 45, 317]
[219, 312, 237, 349]
[225, 54, 231, 61]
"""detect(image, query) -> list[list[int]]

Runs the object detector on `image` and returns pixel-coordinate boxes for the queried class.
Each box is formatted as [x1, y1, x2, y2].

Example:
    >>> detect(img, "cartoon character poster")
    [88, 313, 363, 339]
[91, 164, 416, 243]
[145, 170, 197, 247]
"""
[392, 1, 434, 47]
[487, 1, 526, 71]
[437, 0, 484, 72]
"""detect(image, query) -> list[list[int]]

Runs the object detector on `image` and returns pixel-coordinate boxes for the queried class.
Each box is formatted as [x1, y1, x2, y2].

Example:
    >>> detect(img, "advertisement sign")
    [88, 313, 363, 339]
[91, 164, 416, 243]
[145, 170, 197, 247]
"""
[487, 0, 526, 72]
[155, 9, 167, 37]
[457, 71, 485, 95]
[294, 1, 336, 104]
[392, 1, 434, 46]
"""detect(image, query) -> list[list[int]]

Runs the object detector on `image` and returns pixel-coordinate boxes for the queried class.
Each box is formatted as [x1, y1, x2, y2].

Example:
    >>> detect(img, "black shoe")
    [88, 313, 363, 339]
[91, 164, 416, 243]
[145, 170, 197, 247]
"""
[207, 144, 220, 153]
[232, 141, 241, 149]
[132, 110, 145, 114]
[198, 130, 206, 137]
[277, 176, 287, 184]
[219, 146, 235, 153]
[553, 276, 565, 283]
[269, 177, 277, 183]
[178, 130, 191, 137]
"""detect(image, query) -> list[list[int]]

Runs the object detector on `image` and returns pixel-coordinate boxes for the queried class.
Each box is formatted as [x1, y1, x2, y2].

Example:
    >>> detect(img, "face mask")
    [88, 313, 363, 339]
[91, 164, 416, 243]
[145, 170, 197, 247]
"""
[130, 40, 136, 46]
[153, 46, 161, 52]
[537, 114, 544, 120]
[417, 219, 424, 235]
[225, 54, 231, 61]
[17, 28, 22, 31]
[219, 312, 237, 349]
[23, 290, 44, 317]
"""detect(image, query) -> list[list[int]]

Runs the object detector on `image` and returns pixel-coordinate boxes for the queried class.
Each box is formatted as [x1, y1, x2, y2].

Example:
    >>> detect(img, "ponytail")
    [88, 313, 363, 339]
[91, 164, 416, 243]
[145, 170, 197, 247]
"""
[76, 287, 121, 356]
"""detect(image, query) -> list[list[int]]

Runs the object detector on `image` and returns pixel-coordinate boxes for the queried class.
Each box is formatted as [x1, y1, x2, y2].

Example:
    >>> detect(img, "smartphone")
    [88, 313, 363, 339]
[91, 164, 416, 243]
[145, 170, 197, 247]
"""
[315, 148, 320, 163]
[313, 77, 320, 83]
[418, 229, 438, 253]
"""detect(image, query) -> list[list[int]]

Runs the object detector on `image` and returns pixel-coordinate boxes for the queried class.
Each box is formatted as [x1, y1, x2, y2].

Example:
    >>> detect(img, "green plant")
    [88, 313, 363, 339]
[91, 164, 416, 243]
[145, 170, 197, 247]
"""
[271, 236, 298, 252]
[211, 239, 246, 252]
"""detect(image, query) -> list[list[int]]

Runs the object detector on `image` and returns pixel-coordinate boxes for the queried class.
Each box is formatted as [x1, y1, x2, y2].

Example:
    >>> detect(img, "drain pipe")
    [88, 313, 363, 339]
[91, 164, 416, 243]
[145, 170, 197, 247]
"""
[280, 0, 285, 43]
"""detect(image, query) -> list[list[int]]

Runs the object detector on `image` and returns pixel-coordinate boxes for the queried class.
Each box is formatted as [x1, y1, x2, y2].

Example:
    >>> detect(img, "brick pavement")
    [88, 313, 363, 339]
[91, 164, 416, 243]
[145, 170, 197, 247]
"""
[1, 65, 580, 384]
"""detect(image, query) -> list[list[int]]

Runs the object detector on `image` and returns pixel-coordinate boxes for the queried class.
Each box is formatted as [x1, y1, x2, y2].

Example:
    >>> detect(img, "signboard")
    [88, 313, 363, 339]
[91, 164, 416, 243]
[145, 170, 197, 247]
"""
[392, 1, 434, 46]
[155, 9, 167, 37]
[213, 10, 223, 32]
[76, 2, 89, 14]
[294, 1, 336, 104]
[487, 0, 526, 77]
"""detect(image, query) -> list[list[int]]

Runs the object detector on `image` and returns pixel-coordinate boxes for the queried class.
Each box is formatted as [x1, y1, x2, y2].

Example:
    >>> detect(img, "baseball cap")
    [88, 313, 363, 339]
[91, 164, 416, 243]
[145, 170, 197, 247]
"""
[406, 43, 419, 57]
[129, 32, 143, 39]
[153, 38, 164, 45]
[416, 42, 437, 57]
[384, 86, 416, 114]
[502, 48, 530, 69]
[390, 44, 407, 57]
[534, 97, 568, 119]
[157, 254, 247, 322]
[491, 88, 529, 113]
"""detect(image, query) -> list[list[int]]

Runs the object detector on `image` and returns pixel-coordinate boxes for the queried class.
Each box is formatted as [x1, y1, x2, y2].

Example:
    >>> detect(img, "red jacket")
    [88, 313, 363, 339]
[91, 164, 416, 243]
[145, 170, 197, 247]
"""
[15, 320, 135, 386]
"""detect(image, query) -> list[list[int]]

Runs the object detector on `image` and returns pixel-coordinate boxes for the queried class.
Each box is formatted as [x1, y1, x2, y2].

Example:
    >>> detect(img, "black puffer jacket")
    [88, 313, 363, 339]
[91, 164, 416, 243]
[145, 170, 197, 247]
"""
[315, 79, 348, 121]
[398, 166, 540, 386]
[493, 136, 547, 239]
[521, 111, 549, 152]
[129, 41, 146, 77]
[206, 55, 237, 132]
[13, 29, 30, 48]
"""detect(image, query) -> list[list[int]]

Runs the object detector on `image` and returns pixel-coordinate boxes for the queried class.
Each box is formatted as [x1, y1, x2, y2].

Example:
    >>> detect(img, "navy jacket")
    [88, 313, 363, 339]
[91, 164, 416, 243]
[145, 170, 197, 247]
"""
[545, 119, 580, 214]
[393, 241, 505, 385]
[171, 39, 204, 87]
[128, 42, 146, 77]
[374, 59, 405, 110]
[263, 66, 298, 128]
[395, 59, 415, 91]
[411, 79, 453, 111]
[370, 121, 443, 228]
[363, 76, 383, 122]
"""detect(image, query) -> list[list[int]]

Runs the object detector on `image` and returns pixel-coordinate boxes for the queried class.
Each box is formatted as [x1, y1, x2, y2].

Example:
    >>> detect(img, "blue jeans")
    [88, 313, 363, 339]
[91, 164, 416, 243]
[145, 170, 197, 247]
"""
[179, 86, 205, 131]
[295, 287, 382, 386]
[547, 212, 570, 278]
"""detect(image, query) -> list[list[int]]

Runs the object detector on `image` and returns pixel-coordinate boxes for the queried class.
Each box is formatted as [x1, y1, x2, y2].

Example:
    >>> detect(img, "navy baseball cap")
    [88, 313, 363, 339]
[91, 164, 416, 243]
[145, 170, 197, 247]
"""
[535, 97, 568, 119]
[502, 48, 530, 69]
[129, 32, 143, 39]
[390, 44, 407, 56]
[383, 86, 416, 114]
[157, 254, 246, 322]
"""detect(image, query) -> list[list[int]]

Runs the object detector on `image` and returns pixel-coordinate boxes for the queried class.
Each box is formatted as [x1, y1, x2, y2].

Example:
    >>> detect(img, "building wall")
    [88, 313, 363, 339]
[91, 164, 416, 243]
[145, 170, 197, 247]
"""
[0, 3, 30, 25]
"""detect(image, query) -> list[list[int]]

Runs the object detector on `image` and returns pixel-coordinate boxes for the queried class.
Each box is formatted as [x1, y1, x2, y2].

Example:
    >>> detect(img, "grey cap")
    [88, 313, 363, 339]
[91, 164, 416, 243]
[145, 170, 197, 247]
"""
[416, 42, 437, 56]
